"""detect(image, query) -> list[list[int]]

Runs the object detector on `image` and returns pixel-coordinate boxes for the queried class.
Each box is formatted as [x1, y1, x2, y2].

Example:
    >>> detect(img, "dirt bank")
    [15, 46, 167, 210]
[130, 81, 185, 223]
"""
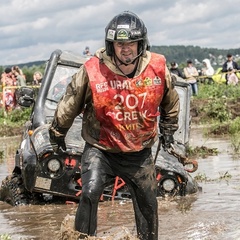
[190, 98, 240, 124]
[0, 125, 23, 137]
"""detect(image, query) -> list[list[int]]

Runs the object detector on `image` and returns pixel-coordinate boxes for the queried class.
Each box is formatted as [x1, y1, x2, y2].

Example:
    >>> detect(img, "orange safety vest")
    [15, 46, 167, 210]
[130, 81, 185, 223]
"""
[85, 53, 166, 151]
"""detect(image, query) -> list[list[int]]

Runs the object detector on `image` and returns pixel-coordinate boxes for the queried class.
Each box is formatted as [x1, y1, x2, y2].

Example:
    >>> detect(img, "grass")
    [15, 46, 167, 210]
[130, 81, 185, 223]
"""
[196, 82, 240, 99]
[0, 234, 11, 240]
[194, 171, 232, 182]
[0, 107, 32, 137]
[191, 82, 240, 154]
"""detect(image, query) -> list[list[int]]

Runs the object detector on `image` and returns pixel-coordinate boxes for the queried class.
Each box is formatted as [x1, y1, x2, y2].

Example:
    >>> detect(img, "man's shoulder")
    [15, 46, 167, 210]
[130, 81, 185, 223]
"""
[148, 51, 165, 58]
[147, 51, 166, 63]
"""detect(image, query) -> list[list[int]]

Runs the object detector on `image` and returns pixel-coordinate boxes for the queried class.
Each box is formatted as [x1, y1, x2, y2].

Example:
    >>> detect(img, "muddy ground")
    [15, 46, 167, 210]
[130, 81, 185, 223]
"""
[1, 129, 240, 240]
[0, 124, 23, 137]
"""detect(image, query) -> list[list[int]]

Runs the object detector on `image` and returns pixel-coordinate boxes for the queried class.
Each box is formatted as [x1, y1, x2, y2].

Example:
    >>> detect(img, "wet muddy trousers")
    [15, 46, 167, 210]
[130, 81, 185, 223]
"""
[75, 143, 159, 240]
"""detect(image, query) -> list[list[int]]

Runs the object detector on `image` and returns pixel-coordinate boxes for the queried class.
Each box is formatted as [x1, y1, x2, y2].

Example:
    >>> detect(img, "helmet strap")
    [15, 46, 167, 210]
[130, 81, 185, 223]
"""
[114, 50, 142, 66]
[114, 55, 139, 77]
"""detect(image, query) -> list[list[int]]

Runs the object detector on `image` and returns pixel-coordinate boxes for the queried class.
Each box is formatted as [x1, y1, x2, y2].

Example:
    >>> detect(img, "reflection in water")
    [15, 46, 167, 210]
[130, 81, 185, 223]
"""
[0, 129, 240, 239]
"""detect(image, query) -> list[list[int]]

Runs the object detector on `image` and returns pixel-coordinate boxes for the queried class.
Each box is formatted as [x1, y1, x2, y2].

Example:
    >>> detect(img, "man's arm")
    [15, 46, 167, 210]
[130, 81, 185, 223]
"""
[222, 62, 228, 72]
[159, 67, 180, 150]
[49, 66, 91, 150]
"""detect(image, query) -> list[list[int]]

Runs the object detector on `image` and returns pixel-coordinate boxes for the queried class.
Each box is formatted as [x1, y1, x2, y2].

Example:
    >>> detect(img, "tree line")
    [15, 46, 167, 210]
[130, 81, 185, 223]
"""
[151, 45, 240, 69]
[1, 45, 240, 80]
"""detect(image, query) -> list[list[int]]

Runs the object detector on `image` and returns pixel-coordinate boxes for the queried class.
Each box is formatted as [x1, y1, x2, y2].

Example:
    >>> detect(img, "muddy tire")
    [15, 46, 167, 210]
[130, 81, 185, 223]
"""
[0, 174, 29, 206]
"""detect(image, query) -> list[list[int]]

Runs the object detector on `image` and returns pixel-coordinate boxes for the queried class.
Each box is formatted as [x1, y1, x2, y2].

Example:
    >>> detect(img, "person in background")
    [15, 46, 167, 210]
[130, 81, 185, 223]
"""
[49, 11, 180, 240]
[183, 59, 199, 95]
[12, 66, 26, 87]
[0, 68, 17, 111]
[1, 67, 16, 87]
[202, 59, 214, 76]
[32, 71, 43, 85]
[169, 61, 184, 78]
[82, 46, 92, 57]
[201, 59, 215, 84]
[222, 53, 239, 85]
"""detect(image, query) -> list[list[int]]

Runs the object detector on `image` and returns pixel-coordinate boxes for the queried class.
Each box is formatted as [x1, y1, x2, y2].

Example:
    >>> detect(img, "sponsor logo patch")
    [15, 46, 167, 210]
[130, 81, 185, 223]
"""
[107, 29, 115, 40]
[117, 24, 129, 29]
[116, 29, 129, 40]
[136, 79, 143, 87]
[153, 76, 161, 85]
[96, 82, 108, 93]
[143, 77, 152, 86]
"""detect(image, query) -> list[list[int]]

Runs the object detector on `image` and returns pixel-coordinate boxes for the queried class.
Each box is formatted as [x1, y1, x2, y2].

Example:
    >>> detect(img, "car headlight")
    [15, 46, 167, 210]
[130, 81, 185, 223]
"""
[162, 179, 175, 192]
[47, 159, 61, 172]
[31, 125, 53, 157]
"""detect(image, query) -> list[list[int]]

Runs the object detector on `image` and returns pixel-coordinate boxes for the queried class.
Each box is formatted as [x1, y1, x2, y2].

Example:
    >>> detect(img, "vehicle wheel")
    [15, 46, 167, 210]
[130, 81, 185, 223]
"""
[0, 173, 29, 206]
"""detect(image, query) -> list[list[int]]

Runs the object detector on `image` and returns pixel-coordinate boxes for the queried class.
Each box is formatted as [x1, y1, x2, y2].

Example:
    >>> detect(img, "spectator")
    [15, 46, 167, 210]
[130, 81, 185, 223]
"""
[201, 59, 215, 84]
[82, 46, 92, 57]
[12, 66, 26, 87]
[169, 61, 184, 78]
[0, 68, 17, 111]
[33, 71, 43, 85]
[183, 60, 199, 96]
[1, 67, 16, 87]
[222, 53, 239, 85]
[202, 59, 214, 76]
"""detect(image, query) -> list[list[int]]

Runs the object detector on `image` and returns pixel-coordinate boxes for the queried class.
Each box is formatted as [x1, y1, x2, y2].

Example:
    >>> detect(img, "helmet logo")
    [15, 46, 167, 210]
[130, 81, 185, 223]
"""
[117, 24, 130, 29]
[131, 30, 142, 38]
[116, 29, 129, 40]
[106, 29, 116, 40]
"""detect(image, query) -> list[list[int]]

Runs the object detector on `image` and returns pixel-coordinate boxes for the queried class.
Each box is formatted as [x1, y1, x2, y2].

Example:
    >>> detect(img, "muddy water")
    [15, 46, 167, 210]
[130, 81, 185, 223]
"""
[1, 129, 240, 240]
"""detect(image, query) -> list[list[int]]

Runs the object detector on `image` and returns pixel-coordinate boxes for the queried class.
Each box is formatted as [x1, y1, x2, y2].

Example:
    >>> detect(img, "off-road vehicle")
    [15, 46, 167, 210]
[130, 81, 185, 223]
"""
[0, 49, 199, 206]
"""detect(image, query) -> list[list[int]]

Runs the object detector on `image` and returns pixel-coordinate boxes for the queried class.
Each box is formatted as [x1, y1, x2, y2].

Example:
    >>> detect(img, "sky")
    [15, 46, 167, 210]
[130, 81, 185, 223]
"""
[1, 0, 240, 66]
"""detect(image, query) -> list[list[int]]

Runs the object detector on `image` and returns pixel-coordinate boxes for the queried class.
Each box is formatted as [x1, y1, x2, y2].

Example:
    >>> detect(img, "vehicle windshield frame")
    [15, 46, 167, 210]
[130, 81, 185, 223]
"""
[44, 65, 79, 123]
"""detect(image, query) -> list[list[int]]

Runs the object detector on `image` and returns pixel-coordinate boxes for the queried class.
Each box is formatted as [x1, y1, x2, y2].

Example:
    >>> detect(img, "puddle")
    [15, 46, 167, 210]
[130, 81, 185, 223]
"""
[0, 129, 240, 240]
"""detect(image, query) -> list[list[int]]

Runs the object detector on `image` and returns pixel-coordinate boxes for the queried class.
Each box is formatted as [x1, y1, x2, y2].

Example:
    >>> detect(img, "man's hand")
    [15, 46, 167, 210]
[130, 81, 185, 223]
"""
[161, 133, 174, 151]
[49, 126, 67, 152]
[159, 119, 178, 151]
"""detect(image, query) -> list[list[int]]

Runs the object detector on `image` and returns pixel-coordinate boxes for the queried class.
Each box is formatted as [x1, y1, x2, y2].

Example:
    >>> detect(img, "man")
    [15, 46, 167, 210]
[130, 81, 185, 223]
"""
[169, 61, 184, 78]
[82, 46, 92, 57]
[49, 11, 179, 240]
[222, 53, 239, 85]
[183, 59, 199, 95]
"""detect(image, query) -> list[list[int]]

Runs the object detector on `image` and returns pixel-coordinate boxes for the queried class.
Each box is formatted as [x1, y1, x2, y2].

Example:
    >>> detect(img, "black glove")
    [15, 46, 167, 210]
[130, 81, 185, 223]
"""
[160, 133, 174, 151]
[49, 126, 68, 152]
[159, 119, 178, 150]
[159, 124, 176, 151]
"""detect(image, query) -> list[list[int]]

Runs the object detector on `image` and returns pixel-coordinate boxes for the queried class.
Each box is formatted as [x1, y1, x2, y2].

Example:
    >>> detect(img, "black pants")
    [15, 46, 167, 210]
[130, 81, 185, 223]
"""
[75, 143, 158, 240]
